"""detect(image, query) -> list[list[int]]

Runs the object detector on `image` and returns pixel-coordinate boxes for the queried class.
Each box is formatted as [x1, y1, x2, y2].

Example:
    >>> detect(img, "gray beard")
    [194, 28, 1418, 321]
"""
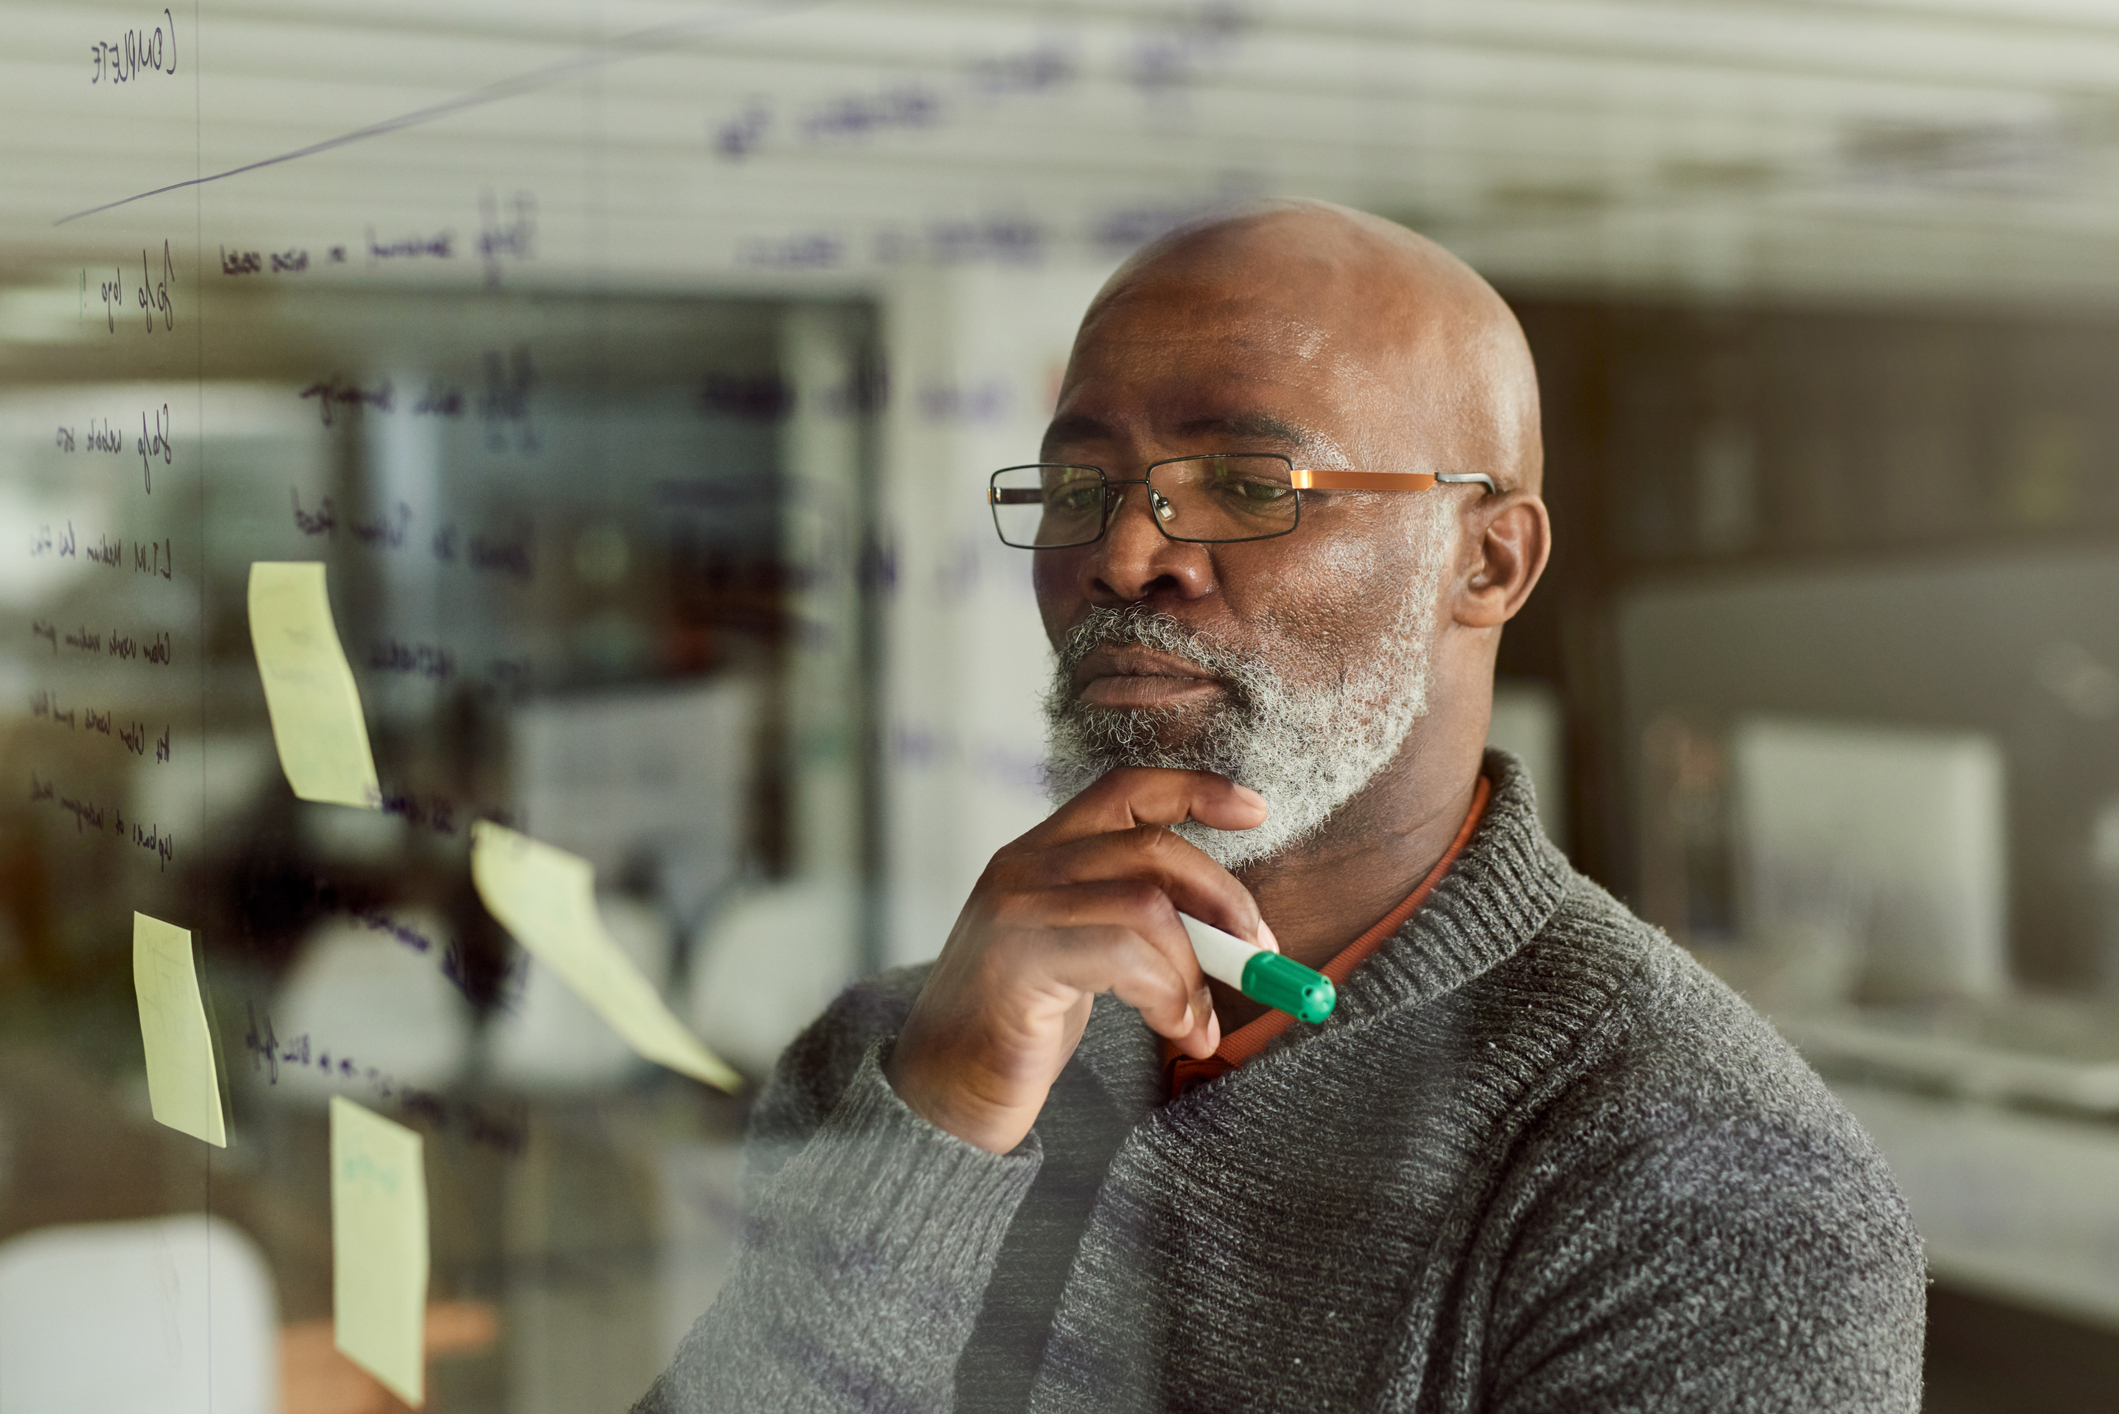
[1041, 533, 1446, 871]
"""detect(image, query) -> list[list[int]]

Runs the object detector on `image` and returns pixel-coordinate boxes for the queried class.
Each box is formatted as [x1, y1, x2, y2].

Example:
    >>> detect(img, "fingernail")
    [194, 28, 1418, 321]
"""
[1256, 920, 1279, 953]
[1233, 784, 1268, 811]
[1204, 1010, 1221, 1052]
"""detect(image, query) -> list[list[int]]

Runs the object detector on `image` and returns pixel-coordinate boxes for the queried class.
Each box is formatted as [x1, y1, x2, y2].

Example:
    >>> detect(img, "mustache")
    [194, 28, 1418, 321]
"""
[1052, 605, 1261, 700]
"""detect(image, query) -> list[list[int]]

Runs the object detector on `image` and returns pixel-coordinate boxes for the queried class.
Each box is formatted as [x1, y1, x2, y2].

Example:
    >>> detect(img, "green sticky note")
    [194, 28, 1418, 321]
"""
[471, 822, 742, 1092]
[132, 913, 227, 1147]
[332, 1095, 428, 1407]
[248, 561, 381, 809]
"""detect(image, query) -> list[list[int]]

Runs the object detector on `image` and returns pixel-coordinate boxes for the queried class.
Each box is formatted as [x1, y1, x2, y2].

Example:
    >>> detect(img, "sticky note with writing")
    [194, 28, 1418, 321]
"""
[470, 822, 741, 1091]
[132, 912, 227, 1147]
[248, 561, 381, 808]
[332, 1095, 428, 1407]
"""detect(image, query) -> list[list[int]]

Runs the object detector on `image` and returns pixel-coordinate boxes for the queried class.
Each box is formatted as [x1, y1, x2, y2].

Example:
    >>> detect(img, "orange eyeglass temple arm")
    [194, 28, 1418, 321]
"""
[1290, 469, 1496, 493]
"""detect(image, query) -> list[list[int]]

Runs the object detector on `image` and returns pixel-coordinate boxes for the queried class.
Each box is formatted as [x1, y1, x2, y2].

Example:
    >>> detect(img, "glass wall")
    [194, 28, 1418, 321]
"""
[6, 3, 2119, 1409]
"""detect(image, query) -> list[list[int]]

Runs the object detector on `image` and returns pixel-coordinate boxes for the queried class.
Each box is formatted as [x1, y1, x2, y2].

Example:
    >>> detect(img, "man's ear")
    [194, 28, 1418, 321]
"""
[1454, 491, 1550, 629]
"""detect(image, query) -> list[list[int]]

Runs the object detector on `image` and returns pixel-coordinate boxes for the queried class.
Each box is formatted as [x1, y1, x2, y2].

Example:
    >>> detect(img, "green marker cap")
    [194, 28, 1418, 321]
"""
[1239, 950, 1337, 1025]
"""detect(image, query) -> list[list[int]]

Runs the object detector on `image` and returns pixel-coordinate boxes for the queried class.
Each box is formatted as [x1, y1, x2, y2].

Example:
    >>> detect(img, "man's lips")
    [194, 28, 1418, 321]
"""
[1073, 646, 1226, 709]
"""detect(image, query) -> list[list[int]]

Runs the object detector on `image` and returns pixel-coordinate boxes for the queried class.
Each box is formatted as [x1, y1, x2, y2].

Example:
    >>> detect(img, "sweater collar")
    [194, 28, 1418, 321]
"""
[1318, 748, 1572, 1030]
[1073, 749, 1573, 1107]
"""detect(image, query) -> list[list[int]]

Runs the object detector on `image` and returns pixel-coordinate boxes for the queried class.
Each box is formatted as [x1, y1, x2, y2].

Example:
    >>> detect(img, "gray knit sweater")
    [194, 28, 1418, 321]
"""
[639, 753, 1925, 1412]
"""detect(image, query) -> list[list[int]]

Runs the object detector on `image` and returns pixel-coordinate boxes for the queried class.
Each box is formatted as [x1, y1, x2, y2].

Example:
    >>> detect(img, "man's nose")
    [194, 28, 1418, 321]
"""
[1079, 480, 1212, 605]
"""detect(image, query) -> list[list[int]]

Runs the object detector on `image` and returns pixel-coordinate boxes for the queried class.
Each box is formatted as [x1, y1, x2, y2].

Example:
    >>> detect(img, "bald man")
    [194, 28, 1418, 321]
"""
[639, 203, 1925, 1413]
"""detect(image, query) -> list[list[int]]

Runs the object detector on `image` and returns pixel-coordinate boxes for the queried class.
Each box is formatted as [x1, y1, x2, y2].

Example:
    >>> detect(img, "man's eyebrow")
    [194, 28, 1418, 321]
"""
[1040, 413, 1113, 457]
[1169, 413, 1320, 453]
[1038, 410, 1326, 459]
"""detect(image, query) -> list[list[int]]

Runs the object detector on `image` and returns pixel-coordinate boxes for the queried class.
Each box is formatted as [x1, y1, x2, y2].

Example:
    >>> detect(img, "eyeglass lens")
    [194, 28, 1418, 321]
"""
[990, 455, 1300, 547]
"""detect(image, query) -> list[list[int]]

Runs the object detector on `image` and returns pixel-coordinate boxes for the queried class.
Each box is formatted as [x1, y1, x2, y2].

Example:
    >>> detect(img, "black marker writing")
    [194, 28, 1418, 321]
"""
[291, 488, 337, 536]
[478, 344, 537, 453]
[137, 241, 175, 332]
[243, 1002, 528, 1154]
[371, 640, 455, 680]
[99, 266, 124, 331]
[89, 8, 177, 84]
[31, 692, 77, 729]
[137, 403, 170, 492]
[131, 537, 173, 578]
[352, 501, 410, 550]
[300, 376, 392, 428]
[477, 189, 536, 286]
[368, 227, 453, 262]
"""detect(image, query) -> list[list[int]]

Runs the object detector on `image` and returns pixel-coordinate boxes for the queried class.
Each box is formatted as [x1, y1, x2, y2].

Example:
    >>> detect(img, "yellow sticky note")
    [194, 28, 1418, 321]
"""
[249, 561, 381, 809]
[332, 1095, 428, 1407]
[132, 913, 227, 1147]
[470, 822, 742, 1091]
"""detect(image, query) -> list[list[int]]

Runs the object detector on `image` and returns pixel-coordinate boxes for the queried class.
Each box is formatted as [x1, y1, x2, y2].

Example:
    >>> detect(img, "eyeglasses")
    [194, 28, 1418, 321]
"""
[987, 453, 1497, 549]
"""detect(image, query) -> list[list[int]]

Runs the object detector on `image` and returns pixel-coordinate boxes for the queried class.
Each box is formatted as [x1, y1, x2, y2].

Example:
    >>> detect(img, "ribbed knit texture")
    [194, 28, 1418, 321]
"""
[636, 752, 1925, 1413]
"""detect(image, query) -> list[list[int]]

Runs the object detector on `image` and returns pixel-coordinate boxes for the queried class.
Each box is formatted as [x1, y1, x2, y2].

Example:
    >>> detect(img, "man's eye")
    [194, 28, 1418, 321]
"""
[1227, 478, 1291, 504]
[1050, 485, 1102, 511]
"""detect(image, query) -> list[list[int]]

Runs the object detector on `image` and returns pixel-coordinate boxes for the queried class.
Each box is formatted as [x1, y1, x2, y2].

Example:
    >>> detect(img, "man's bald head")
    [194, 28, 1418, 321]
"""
[1076, 199, 1542, 494]
[1036, 199, 1554, 878]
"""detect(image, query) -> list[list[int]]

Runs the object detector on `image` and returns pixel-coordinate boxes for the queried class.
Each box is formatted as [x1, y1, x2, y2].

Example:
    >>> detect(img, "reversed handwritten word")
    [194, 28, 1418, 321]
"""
[289, 492, 535, 582]
[133, 537, 174, 579]
[31, 692, 76, 730]
[137, 241, 175, 332]
[479, 344, 537, 454]
[716, 83, 941, 160]
[265, 877, 527, 1009]
[138, 403, 171, 492]
[243, 1003, 527, 1154]
[299, 376, 392, 427]
[291, 488, 335, 536]
[26, 773, 176, 866]
[469, 525, 532, 580]
[414, 381, 464, 416]
[1128, 0, 1249, 95]
[219, 245, 309, 276]
[353, 501, 409, 549]
[968, 41, 1076, 96]
[131, 818, 174, 867]
[368, 227, 453, 262]
[29, 773, 101, 833]
[738, 233, 843, 269]
[90, 8, 177, 84]
[24, 622, 162, 664]
[371, 640, 454, 680]
[97, 266, 125, 331]
[717, 39, 1075, 165]
[30, 693, 168, 760]
[381, 790, 458, 836]
[40, 529, 175, 577]
[477, 190, 536, 286]
[299, 375, 477, 430]
[378, 789, 519, 839]
[874, 216, 1042, 267]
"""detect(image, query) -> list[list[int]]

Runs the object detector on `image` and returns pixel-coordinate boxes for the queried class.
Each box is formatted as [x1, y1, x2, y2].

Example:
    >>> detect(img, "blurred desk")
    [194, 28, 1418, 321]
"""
[1776, 998, 2119, 1328]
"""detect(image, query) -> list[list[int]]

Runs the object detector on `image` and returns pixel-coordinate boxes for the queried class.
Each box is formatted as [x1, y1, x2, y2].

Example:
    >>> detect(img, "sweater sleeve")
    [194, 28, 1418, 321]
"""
[634, 1035, 1043, 1414]
[1481, 1103, 1927, 1414]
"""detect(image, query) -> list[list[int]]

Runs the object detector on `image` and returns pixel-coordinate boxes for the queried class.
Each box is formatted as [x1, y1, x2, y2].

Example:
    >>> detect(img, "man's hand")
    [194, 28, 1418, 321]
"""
[886, 768, 1272, 1154]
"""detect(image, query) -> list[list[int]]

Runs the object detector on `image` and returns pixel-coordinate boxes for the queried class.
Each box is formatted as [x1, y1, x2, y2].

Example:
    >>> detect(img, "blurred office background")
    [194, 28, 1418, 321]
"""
[4, 1, 2119, 1409]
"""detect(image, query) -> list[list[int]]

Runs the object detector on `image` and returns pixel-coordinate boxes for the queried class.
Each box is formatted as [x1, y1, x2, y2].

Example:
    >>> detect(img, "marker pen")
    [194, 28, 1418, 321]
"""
[1179, 913, 1337, 1025]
